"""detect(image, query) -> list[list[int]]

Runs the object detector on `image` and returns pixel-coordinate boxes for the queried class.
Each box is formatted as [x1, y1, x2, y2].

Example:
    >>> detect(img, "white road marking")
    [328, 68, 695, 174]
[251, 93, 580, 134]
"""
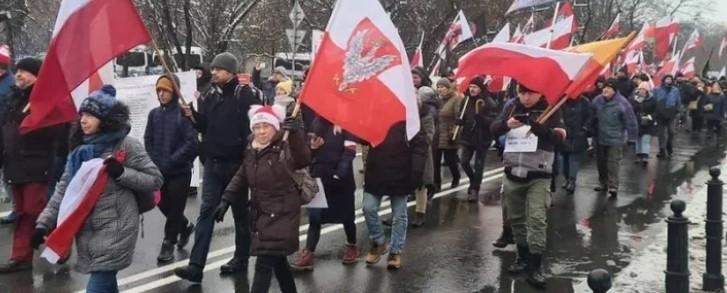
[116, 173, 505, 293]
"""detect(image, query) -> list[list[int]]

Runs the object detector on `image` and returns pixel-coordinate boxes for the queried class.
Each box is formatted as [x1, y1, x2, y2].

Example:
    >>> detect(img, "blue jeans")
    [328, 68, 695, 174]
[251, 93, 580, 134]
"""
[559, 152, 583, 180]
[636, 134, 652, 155]
[362, 193, 408, 254]
[190, 159, 250, 268]
[86, 271, 118, 293]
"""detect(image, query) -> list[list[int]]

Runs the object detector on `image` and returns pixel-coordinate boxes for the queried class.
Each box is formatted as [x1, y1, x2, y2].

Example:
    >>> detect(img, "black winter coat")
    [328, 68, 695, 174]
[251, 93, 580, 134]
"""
[628, 94, 658, 136]
[364, 122, 428, 197]
[0, 85, 68, 184]
[559, 97, 591, 153]
[251, 68, 278, 105]
[680, 83, 700, 106]
[616, 76, 635, 98]
[192, 78, 261, 161]
[458, 92, 498, 147]
[144, 88, 198, 177]
[490, 99, 565, 154]
[702, 94, 726, 122]
[310, 117, 357, 223]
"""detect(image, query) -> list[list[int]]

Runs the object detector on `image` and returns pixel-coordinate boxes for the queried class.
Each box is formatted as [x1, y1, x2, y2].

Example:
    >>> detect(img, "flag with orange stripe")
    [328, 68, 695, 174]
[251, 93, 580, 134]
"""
[563, 32, 636, 98]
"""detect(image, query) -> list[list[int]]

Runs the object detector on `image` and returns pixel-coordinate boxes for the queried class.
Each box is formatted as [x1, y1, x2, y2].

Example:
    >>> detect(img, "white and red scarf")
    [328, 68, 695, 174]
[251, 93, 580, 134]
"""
[41, 151, 127, 264]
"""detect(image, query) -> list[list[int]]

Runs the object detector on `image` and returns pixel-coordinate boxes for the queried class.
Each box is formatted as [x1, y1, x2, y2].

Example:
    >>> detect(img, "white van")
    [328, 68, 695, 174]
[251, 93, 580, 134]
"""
[273, 52, 311, 80]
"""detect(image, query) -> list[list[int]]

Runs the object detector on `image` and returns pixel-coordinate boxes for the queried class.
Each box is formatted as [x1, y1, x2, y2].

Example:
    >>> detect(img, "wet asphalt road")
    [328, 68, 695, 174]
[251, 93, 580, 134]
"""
[0, 130, 724, 293]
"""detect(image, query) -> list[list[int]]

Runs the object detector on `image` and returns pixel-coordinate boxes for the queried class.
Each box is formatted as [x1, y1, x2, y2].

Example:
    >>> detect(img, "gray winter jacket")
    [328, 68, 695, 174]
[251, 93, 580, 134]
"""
[37, 136, 163, 274]
[420, 104, 436, 186]
[591, 93, 639, 146]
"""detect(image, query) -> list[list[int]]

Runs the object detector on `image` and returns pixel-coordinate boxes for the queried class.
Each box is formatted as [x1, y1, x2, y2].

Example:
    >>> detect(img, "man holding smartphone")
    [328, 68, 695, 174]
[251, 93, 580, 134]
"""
[490, 84, 566, 289]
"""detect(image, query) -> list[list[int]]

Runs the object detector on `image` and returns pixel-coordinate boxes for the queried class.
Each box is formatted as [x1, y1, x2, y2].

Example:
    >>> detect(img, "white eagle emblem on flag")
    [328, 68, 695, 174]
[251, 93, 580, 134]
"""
[338, 29, 396, 92]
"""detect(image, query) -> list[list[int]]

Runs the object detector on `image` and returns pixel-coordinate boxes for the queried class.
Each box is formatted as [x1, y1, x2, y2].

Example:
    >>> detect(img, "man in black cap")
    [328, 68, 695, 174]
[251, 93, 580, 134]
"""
[455, 76, 497, 202]
[615, 67, 635, 98]
[176, 52, 260, 283]
[490, 83, 566, 289]
[0, 58, 67, 273]
[590, 79, 638, 198]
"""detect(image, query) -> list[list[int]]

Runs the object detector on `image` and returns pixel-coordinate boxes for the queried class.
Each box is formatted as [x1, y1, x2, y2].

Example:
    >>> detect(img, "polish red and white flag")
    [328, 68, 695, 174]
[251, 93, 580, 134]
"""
[298, 0, 420, 146]
[524, 15, 575, 49]
[41, 158, 109, 264]
[653, 16, 680, 61]
[20, 0, 151, 134]
[624, 49, 641, 75]
[681, 29, 703, 55]
[455, 43, 592, 104]
[719, 26, 727, 58]
[601, 14, 621, 39]
[625, 22, 654, 52]
[680, 57, 696, 79]
[653, 58, 678, 86]
[492, 23, 511, 44]
[410, 34, 424, 69]
[434, 10, 474, 57]
[0, 45, 10, 65]
[511, 24, 525, 44]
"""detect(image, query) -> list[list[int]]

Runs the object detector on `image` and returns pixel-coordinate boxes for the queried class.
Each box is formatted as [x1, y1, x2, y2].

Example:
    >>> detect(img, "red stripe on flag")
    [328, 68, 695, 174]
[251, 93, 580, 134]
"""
[20, 0, 150, 133]
[455, 47, 579, 104]
[44, 168, 109, 261]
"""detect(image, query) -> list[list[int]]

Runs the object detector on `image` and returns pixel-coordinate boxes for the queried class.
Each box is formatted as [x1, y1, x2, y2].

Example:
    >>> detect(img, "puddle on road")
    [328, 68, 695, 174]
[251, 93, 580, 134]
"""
[545, 138, 727, 290]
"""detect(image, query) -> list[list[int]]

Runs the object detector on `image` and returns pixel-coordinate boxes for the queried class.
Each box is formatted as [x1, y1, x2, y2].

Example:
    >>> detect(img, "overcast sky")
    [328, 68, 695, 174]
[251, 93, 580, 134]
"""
[677, 0, 727, 24]
[712, 1, 727, 23]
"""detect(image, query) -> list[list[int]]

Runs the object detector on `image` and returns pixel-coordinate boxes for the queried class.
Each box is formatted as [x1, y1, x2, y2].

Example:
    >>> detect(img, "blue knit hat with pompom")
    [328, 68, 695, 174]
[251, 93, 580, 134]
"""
[79, 85, 118, 119]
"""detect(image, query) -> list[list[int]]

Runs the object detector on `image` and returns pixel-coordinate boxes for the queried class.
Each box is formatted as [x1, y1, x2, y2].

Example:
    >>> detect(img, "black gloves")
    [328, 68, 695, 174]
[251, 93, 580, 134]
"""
[31, 227, 48, 249]
[282, 117, 301, 131]
[214, 200, 231, 223]
[454, 118, 465, 126]
[529, 120, 550, 138]
[449, 137, 459, 145]
[104, 157, 124, 179]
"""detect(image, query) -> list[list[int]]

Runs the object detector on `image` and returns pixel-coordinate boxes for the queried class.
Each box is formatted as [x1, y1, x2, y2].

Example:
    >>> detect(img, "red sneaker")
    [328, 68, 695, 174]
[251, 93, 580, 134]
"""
[342, 243, 359, 264]
[290, 249, 314, 271]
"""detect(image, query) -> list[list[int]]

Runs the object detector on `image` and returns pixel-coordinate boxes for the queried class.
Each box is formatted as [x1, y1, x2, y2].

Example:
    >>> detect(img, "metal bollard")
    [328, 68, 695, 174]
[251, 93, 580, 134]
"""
[665, 200, 690, 293]
[703, 168, 725, 291]
[587, 269, 612, 293]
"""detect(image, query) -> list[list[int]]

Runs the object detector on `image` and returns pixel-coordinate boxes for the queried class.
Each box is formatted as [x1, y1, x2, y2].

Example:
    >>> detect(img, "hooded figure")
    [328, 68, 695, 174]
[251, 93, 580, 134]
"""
[144, 75, 199, 262]
[615, 67, 635, 97]
[36, 85, 163, 291]
[253, 65, 290, 104]
[586, 76, 607, 100]
[411, 67, 433, 89]
[192, 63, 212, 99]
[274, 80, 296, 116]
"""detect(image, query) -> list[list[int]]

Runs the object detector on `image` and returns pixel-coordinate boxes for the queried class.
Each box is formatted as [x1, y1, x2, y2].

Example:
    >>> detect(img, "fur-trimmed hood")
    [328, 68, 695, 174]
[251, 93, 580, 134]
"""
[69, 102, 131, 150]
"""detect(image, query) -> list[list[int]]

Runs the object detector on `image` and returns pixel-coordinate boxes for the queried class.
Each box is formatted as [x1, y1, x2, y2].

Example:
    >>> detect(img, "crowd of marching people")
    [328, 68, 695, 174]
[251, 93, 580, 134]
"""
[1, 43, 727, 292]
